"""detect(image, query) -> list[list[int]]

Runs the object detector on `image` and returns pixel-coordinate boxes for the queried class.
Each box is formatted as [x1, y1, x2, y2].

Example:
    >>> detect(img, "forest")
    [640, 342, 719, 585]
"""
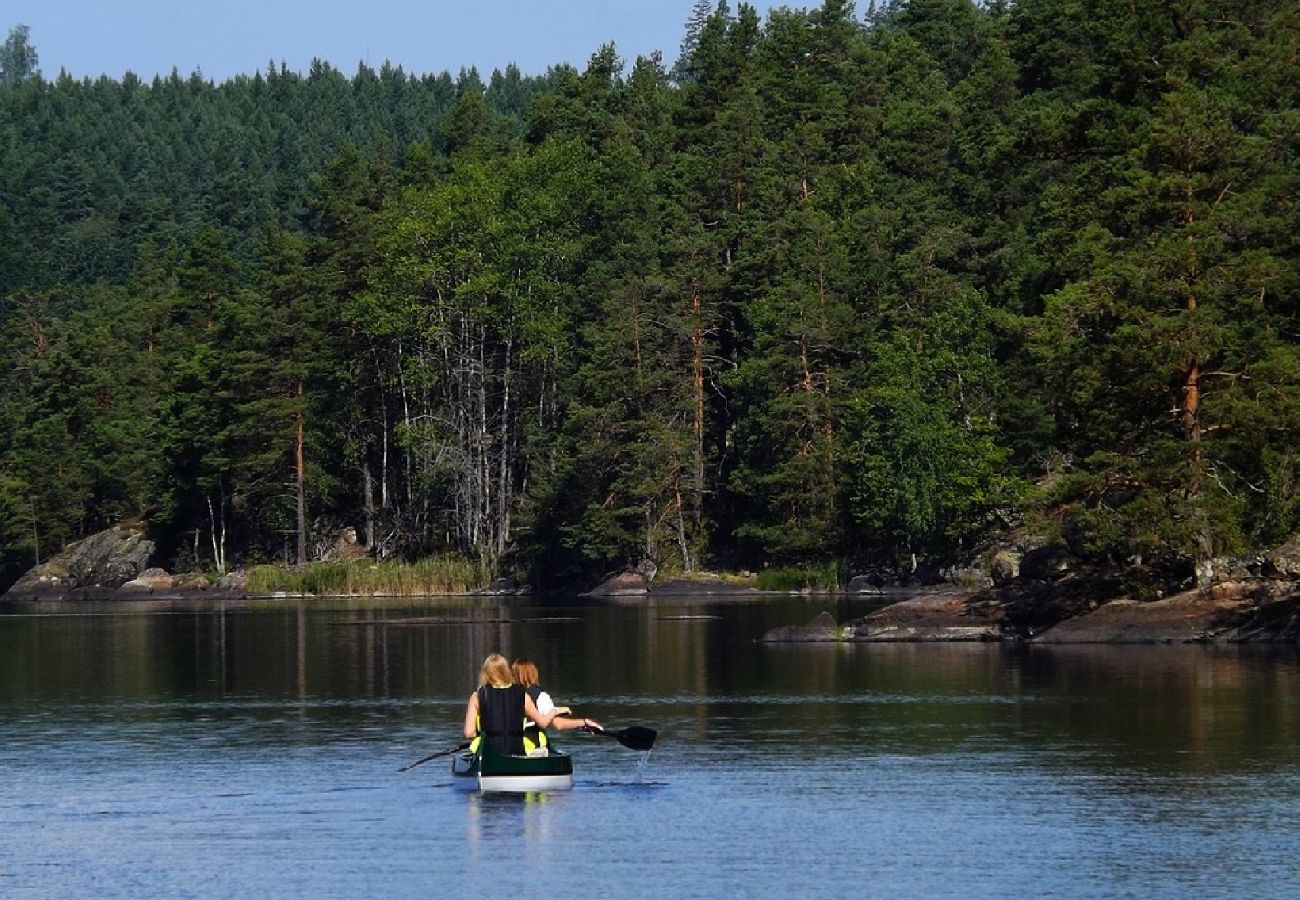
[0, 0, 1296, 594]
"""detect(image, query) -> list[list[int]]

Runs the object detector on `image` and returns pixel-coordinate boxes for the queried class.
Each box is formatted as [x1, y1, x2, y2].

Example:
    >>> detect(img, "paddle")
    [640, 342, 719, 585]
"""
[398, 740, 471, 773]
[583, 724, 657, 752]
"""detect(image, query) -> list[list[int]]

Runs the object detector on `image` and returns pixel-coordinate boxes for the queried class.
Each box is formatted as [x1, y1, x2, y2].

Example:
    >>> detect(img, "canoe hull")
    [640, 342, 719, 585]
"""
[452, 739, 574, 792]
[479, 771, 572, 792]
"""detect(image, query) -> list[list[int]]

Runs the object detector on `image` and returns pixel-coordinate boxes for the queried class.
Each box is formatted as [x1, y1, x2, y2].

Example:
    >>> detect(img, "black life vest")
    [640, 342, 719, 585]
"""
[477, 684, 525, 755]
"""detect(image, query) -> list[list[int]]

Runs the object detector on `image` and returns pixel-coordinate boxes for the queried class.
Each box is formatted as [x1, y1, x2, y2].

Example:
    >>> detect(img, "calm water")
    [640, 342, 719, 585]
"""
[1, 594, 1298, 899]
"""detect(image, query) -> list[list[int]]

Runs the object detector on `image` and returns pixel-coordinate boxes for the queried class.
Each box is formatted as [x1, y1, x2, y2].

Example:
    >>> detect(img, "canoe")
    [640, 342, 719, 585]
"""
[451, 735, 574, 792]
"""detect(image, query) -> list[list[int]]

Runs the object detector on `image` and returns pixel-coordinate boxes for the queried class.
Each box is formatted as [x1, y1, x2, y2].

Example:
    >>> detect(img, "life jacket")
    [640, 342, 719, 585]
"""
[476, 684, 526, 755]
[521, 683, 550, 754]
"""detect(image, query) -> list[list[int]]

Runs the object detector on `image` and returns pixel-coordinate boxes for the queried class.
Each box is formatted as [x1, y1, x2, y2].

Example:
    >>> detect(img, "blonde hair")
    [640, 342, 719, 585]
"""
[511, 658, 540, 688]
[479, 653, 513, 687]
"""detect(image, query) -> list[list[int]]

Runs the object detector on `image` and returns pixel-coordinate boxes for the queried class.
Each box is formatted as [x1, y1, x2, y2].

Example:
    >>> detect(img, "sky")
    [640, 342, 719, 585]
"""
[5, 1, 822, 84]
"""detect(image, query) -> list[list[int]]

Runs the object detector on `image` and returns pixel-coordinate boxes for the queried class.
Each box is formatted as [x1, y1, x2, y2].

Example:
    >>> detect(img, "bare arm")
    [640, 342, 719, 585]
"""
[463, 692, 479, 739]
[525, 694, 598, 731]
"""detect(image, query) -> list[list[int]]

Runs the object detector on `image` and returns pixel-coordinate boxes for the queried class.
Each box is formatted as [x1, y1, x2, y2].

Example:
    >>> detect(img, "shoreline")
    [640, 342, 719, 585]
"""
[760, 579, 1300, 645]
[5, 560, 1298, 645]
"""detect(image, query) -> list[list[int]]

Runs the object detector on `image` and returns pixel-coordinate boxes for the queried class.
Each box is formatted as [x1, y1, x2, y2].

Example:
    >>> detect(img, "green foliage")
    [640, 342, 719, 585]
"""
[1023, 1, 1300, 570]
[0, 24, 39, 86]
[756, 562, 839, 592]
[2, 1, 1295, 595]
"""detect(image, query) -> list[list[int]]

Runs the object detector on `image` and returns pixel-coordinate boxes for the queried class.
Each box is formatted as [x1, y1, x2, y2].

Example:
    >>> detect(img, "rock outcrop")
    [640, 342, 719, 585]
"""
[584, 570, 651, 597]
[1, 525, 244, 601]
[847, 591, 1006, 641]
[5, 524, 158, 598]
[120, 567, 178, 592]
[1266, 537, 1300, 579]
[760, 611, 842, 642]
[761, 566, 1300, 644]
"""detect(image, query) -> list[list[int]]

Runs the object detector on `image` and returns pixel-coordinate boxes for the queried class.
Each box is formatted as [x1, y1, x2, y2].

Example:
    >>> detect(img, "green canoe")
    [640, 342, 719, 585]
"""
[452, 734, 574, 792]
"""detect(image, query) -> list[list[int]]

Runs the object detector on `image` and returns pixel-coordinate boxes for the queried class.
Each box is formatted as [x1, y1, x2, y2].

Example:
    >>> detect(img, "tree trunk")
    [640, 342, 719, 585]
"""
[397, 341, 413, 507]
[675, 474, 693, 573]
[295, 380, 307, 567]
[29, 496, 39, 566]
[691, 280, 705, 529]
[373, 344, 390, 510]
[207, 490, 227, 575]
[1183, 198, 1213, 588]
[362, 460, 376, 550]
[496, 332, 513, 560]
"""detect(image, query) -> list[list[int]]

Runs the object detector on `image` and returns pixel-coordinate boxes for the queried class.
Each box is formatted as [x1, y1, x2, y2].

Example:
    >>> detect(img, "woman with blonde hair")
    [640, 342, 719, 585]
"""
[463, 653, 594, 756]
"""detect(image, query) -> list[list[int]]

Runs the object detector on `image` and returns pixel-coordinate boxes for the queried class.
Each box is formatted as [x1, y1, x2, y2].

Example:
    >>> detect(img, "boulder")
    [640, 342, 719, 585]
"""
[1213, 555, 1265, 581]
[847, 592, 1006, 641]
[760, 611, 841, 642]
[1032, 586, 1262, 643]
[987, 549, 1021, 584]
[217, 570, 248, 591]
[6, 524, 157, 597]
[845, 573, 885, 594]
[115, 570, 213, 594]
[1265, 537, 1300, 579]
[1227, 593, 1300, 642]
[585, 571, 650, 597]
[326, 527, 369, 562]
[121, 568, 178, 592]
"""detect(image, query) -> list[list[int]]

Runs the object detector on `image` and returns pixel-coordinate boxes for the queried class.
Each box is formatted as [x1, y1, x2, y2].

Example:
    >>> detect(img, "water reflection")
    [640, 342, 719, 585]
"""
[464, 789, 560, 857]
[2, 596, 1298, 899]
[1, 597, 1297, 778]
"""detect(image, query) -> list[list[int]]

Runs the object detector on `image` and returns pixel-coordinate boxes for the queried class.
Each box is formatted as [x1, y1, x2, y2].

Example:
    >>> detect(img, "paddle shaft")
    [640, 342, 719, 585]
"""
[398, 741, 470, 772]
[583, 724, 657, 752]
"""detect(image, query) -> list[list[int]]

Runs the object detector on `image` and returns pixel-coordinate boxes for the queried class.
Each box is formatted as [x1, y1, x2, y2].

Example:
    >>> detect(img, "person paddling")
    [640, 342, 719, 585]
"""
[511, 657, 568, 755]
[463, 654, 594, 756]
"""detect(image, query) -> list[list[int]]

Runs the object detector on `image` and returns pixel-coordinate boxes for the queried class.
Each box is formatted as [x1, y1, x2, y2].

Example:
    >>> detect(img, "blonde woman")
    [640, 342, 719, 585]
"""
[463, 654, 596, 756]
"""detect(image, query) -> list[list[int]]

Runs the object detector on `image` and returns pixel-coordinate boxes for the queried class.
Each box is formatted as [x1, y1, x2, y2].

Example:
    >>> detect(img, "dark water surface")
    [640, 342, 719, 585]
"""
[1, 594, 1298, 899]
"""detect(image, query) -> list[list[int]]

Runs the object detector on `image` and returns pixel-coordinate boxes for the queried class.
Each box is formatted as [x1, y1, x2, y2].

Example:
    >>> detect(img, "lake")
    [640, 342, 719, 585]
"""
[1, 594, 1298, 899]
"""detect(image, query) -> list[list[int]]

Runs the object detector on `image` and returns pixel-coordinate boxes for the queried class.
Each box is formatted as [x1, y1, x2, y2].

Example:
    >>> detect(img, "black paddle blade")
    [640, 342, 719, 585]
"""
[614, 726, 656, 752]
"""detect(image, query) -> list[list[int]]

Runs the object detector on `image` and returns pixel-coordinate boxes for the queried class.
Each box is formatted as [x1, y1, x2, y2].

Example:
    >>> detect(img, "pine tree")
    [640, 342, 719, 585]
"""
[1026, 1, 1300, 582]
[674, 0, 727, 84]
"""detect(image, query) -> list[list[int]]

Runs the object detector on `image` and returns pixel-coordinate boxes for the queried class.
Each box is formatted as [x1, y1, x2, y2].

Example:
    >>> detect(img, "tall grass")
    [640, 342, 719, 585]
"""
[756, 563, 840, 592]
[245, 556, 493, 596]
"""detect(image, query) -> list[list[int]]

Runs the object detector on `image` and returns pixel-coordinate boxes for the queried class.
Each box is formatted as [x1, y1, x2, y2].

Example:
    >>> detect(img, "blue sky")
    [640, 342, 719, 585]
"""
[6, 1, 823, 83]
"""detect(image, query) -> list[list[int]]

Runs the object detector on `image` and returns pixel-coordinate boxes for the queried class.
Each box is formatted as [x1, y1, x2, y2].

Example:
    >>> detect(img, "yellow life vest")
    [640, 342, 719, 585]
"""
[522, 723, 549, 755]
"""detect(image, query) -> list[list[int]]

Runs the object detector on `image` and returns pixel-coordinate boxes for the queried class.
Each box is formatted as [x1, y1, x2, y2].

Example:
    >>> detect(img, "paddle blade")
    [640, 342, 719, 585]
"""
[615, 726, 657, 752]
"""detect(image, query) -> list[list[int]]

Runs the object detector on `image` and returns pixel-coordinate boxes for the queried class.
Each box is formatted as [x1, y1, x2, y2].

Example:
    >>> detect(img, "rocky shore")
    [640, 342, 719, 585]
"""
[762, 564, 1300, 645]
[0, 523, 249, 603]
[8, 525, 1300, 644]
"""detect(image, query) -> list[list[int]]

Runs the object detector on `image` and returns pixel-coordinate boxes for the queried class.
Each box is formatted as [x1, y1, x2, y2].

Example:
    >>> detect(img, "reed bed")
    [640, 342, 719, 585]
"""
[245, 556, 493, 596]
[755, 563, 840, 592]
